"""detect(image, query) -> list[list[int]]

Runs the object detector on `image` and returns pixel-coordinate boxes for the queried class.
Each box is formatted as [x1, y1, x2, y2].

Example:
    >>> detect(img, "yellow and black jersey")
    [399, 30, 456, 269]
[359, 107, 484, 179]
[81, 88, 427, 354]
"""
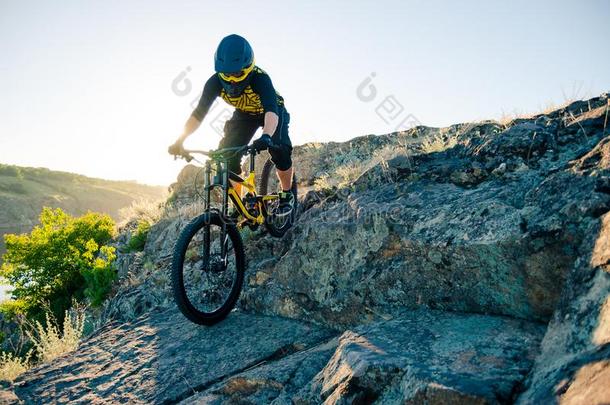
[192, 66, 285, 120]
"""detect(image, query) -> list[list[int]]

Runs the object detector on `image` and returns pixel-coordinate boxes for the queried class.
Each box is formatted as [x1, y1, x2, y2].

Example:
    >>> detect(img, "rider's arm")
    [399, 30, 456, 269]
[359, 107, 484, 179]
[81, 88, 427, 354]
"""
[176, 74, 222, 143]
[262, 112, 279, 136]
[177, 115, 203, 144]
[251, 72, 280, 136]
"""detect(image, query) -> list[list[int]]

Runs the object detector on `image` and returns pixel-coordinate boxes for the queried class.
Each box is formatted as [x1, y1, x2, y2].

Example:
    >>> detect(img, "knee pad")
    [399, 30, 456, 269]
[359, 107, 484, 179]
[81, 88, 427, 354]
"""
[269, 144, 292, 171]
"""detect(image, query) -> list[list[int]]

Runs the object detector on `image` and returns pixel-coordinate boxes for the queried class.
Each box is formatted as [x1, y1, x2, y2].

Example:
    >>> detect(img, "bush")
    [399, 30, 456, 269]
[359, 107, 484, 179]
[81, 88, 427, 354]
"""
[0, 299, 28, 322]
[127, 220, 151, 252]
[81, 245, 117, 307]
[0, 180, 27, 194]
[0, 165, 23, 179]
[0, 207, 117, 321]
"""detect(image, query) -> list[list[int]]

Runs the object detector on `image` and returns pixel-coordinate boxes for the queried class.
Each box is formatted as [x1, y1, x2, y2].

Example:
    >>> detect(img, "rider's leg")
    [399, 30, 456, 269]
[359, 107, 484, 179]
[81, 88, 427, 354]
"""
[276, 166, 293, 192]
[220, 111, 260, 195]
[272, 149, 294, 216]
[268, 108, 293, 191]
[268, 108, 294, 216]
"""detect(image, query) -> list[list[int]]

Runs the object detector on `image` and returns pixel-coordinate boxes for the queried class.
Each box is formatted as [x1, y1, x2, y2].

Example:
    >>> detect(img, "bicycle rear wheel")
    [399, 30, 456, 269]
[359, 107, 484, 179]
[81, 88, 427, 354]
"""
[171, 212, 245, 325]
[259, 159, 298, 237]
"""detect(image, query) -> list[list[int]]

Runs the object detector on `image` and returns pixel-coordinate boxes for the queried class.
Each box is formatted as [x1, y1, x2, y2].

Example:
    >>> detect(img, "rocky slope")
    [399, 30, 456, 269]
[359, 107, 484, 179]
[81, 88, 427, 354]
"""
[7, 308, 543, 404]
[3, 94, 610, 404]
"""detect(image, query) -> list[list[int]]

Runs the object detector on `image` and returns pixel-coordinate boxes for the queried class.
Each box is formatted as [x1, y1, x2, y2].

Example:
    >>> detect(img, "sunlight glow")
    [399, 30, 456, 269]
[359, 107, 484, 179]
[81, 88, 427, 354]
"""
[1, 1, 608, 185]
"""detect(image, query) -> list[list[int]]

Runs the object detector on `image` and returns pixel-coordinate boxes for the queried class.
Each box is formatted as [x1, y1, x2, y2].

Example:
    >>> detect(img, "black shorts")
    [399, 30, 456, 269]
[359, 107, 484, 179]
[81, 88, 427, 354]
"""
[219, 107, 292, 173]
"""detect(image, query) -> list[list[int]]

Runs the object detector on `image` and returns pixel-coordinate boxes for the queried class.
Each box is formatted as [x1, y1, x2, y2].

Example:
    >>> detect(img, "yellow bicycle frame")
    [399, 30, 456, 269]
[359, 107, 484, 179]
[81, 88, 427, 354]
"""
[228, 169, 278, 225]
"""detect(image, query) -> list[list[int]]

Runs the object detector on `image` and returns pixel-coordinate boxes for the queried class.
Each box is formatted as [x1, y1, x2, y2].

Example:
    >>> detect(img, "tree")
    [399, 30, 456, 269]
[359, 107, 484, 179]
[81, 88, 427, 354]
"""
[0, 208, 116, 322]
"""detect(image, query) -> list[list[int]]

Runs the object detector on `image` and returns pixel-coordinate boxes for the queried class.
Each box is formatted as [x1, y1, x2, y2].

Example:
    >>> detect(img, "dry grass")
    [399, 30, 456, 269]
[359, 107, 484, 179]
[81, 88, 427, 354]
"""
[118, 198, 165, 228]
[495, 87, 592, 128]
[371, 142, 411, 163]
[0, 350, 32, 382]
[313, 175, 333, 191]
[165, 200, 207, 219]
[0, 308, 86, 382]
[496, 101, 565, 127]
[420, 130, 458, 154]
[120, 192, 207, 229]
[335, 162, 365, 188]
[312, 140, 414, 191]
[25, 310, 86, 363]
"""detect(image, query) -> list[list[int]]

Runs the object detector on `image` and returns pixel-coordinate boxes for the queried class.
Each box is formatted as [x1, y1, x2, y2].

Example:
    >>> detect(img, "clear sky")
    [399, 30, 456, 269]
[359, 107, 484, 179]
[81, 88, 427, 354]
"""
[1, 0, 608, 186]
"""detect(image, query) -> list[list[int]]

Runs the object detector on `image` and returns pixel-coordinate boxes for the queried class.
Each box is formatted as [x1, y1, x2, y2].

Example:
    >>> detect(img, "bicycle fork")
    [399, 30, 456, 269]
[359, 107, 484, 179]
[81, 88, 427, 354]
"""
[202, 160, 212, 271]
[201, 159, 230, 272]
[220, 160, 230, 268]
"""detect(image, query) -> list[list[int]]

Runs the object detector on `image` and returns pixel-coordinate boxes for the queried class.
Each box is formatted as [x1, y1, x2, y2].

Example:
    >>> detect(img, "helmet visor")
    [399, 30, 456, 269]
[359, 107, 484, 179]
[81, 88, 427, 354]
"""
[219, 61, 255, 83]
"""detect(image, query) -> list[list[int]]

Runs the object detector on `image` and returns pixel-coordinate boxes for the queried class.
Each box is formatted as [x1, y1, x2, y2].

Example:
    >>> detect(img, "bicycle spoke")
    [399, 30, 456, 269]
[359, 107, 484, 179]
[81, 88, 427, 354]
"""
[181, 223, 238, 314]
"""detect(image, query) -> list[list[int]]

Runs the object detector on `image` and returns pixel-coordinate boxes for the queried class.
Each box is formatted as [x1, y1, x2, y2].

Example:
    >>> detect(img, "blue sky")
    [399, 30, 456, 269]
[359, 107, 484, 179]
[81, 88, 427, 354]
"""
[1, 0, 608, 185]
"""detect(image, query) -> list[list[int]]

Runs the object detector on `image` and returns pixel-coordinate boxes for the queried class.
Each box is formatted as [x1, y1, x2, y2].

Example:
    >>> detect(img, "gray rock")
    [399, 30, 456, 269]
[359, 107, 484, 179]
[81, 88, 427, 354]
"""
[463, 122, 550, 163]
[239, 96, 610, 336]
[0, 389, 21, 405]
[10, 309, 334, 404]
[295, 310, 544, 404]
[241, 174, 581, 327]
[517, 212, 610, 404]
[179, 336, 338, 404]
[138, 310, 543, 405]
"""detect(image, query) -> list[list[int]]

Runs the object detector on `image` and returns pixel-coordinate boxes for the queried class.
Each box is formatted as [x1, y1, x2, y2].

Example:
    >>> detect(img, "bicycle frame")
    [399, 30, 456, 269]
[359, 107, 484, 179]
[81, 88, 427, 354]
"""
[190, 146, 278, 225]
[179, 145, 281, 268]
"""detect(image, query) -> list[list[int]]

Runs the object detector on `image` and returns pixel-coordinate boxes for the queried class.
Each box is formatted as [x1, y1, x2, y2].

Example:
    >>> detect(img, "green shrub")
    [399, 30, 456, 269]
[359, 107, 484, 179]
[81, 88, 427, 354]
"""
[127, 220, 151, 252]
[0, 207, 116, 322]
[0, 165, 23, 179]
[80, 245, 116, 307]
[1, 181, 27, 194]
[0, 299, 28, 321]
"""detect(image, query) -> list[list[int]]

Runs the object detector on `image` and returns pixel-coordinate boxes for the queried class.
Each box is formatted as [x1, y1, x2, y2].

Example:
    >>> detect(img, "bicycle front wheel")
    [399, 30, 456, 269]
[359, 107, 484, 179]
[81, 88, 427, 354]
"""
[171, 212, 245, 325]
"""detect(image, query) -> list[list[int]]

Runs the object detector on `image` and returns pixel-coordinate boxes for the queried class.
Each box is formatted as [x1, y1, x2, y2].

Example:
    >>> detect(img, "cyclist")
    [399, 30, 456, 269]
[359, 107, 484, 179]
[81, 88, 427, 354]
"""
[169, 34, 294, 215]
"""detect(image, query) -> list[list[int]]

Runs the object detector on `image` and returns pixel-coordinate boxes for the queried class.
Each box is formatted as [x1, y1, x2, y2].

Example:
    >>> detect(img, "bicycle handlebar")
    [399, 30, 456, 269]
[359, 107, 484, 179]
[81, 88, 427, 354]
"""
[173, 142, 281, 162]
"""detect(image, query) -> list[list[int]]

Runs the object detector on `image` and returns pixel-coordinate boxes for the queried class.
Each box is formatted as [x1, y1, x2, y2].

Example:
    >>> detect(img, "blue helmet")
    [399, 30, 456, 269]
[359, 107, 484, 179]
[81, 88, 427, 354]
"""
[214, 34, 254, 81]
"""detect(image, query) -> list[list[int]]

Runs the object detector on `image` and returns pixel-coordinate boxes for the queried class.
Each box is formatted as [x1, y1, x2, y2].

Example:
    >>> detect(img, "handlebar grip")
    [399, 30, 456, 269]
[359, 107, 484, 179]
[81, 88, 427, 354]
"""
[171, 152, 193, 162]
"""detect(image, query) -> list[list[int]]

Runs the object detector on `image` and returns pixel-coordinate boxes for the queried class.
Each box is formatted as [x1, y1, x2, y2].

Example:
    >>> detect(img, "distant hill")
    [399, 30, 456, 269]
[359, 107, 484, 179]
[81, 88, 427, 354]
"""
[0, 164, 168, 257]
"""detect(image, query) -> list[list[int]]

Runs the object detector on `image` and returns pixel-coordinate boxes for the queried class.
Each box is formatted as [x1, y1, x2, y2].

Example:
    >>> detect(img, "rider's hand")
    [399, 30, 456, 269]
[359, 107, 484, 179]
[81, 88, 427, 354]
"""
[252, 134, 273, 152]
[168, 140, 184, 156]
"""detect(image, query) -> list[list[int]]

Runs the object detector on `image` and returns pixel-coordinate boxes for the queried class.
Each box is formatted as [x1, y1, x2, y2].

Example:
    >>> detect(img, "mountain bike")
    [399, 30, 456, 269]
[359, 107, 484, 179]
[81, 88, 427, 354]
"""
[170, 143, 297, 325]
